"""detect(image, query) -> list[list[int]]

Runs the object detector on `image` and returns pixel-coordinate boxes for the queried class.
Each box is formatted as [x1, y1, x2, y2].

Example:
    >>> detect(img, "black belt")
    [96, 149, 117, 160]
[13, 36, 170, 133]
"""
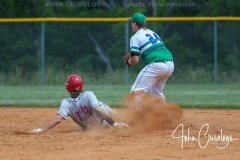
[154, 60, 173, 63]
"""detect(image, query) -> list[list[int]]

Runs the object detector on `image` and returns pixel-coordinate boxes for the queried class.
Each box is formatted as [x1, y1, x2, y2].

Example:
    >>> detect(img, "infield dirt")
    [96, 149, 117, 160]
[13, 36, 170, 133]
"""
[0, 106, 240, 160]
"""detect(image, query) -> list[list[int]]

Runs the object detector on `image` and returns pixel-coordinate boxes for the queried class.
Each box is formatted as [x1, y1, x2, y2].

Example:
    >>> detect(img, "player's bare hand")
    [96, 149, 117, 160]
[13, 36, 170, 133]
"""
[32, 128, 42, 134]
[113, 122, 129, 129]
[14, 128, 42, 135]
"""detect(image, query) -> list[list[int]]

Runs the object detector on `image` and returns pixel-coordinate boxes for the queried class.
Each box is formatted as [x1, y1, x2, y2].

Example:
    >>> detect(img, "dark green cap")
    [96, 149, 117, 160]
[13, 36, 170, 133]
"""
[130, 13, 146, 23]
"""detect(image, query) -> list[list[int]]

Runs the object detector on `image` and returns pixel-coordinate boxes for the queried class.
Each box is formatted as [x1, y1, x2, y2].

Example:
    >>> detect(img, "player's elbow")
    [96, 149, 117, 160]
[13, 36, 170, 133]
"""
[55, 119, 62, 124]
[54, 116, 64, 124]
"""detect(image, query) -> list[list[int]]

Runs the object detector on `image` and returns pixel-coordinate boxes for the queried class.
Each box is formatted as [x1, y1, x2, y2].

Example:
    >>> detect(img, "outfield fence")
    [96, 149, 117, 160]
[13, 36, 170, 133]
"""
[0, 17, 239, 85]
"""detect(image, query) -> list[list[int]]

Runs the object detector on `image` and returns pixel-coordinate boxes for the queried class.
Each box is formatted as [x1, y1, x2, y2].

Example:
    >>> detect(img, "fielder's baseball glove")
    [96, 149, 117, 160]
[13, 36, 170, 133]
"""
[123, 52, 132, 66]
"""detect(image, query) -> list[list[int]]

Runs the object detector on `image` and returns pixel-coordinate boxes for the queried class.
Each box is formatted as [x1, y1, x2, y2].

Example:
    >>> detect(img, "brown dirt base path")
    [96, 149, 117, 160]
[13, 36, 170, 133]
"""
[0, 107, 240, 160]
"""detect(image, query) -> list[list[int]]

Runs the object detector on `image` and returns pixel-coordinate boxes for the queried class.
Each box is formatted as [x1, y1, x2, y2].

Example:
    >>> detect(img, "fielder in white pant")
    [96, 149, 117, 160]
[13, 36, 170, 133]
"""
[123, 13, 174, 107]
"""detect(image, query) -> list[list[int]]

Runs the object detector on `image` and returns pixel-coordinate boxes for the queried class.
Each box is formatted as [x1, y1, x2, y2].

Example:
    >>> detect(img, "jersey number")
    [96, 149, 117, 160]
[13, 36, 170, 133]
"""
[75, 106, 93, 121]
[145, 33, 161, 44]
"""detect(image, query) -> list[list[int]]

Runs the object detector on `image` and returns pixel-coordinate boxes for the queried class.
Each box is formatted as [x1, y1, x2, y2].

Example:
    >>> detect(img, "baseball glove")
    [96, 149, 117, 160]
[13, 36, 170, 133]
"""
[123, 52, 132, 66]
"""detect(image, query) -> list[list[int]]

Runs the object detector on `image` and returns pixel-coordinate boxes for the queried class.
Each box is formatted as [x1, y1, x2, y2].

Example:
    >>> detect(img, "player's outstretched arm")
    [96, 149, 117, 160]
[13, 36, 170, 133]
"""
[94, 106, 128, 129]
[31, 114, 64, 134]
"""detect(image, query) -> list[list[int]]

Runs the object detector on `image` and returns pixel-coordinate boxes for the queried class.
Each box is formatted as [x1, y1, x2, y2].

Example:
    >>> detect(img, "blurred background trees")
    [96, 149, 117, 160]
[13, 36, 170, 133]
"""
[0, 0, 239, 85]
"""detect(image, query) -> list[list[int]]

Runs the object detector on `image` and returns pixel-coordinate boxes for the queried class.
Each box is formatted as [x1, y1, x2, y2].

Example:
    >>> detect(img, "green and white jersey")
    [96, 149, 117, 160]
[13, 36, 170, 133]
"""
[130, 28, 173, 65]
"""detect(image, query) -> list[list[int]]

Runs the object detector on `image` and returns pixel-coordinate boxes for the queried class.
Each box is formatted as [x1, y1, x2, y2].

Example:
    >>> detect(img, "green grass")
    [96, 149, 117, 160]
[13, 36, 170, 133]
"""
[0, 84, 239, 108]
[165, 84, 240, 109]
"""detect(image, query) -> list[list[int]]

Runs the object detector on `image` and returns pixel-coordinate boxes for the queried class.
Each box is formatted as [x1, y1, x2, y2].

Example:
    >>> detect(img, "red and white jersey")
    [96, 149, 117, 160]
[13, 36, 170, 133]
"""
[58, 91, 112, 128]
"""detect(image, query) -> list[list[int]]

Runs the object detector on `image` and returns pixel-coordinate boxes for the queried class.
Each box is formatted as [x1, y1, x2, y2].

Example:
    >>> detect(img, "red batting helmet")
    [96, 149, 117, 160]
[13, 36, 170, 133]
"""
[65, 74, 83, 92]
